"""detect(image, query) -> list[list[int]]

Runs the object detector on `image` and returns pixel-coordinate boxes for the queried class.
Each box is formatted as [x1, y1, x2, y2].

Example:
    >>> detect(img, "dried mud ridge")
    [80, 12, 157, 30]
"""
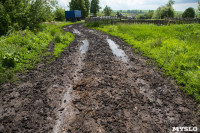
[0, 23, 200, 133]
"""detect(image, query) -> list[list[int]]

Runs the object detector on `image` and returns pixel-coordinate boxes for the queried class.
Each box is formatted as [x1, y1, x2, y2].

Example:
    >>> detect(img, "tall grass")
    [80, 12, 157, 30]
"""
[0, 22, 76, 84]
[95, 23, 200, 102]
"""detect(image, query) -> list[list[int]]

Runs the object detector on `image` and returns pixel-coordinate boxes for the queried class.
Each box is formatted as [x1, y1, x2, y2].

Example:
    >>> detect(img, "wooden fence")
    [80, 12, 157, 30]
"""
[85, 17, 200, 25]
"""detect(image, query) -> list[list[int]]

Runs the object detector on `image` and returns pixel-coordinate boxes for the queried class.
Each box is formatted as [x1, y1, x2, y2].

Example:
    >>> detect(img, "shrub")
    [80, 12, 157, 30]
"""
[2, 53, 16, 68]
[0, 3, 10, 35]
[153, 6, 175, 19]
[182, 7, 195, 18]
[54, 33, 62, 43]
[54, 7, 65, 21]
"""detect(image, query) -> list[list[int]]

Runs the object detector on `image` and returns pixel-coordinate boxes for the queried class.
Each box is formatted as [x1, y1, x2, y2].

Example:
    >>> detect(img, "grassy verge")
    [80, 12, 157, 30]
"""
[0, 21, 78, 84]
[92, 23, 200, 102]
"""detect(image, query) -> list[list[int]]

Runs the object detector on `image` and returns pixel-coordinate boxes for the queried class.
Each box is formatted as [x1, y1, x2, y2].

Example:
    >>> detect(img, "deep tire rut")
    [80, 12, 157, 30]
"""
[0, 23, 199, 133]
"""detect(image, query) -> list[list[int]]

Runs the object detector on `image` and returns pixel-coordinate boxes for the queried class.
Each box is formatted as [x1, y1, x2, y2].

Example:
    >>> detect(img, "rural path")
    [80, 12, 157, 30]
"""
[0, 23, 200, 133]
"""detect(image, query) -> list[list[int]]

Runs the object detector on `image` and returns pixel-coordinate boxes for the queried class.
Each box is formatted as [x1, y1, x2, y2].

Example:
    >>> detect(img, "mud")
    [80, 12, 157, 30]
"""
[0, 23, 199, 133]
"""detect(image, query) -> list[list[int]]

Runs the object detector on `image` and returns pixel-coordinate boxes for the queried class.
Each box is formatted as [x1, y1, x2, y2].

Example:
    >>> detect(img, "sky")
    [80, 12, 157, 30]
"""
[57, 0, 199, 11]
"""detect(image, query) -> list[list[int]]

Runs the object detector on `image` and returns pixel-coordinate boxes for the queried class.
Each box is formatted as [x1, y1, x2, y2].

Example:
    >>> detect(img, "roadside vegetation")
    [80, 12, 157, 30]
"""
[89, 23, 200, 102]
[0, 0, 82, 84]
[0, 22, 75, 84]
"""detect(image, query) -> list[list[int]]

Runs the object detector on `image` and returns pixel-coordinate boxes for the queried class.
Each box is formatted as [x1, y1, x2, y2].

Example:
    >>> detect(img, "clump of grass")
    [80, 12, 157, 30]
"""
[95, 23, 200, 102]
[53, 32, 74, 57]
[150, 38, 162, 48]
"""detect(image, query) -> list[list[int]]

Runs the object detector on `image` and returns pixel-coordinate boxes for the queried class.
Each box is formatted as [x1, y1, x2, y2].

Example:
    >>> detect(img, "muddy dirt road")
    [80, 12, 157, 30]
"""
[0, 23, 200, 133]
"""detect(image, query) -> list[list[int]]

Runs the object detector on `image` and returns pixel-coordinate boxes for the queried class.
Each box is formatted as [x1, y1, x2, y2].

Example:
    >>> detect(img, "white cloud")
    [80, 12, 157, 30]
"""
[99, 0, 198, 11]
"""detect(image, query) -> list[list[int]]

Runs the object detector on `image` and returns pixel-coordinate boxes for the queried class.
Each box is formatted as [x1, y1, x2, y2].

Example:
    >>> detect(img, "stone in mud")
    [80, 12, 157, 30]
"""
[58, 108, 64, 111]
[34, 99, 44, 107]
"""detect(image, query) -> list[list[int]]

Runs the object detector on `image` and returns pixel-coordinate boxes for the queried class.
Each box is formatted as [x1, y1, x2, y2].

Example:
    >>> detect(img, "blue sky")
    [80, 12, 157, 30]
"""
[58, 0, 199, 11]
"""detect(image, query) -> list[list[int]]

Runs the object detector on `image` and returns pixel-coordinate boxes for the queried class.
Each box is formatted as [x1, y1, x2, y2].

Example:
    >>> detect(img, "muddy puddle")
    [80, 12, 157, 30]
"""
[106, 38, 129, 63]
[53, 85, 74, 133]
[88, 30, 94, 33]
[73, 29, 81, 35]
[53, 39, 89, 133]
[80, 40, 89, 54]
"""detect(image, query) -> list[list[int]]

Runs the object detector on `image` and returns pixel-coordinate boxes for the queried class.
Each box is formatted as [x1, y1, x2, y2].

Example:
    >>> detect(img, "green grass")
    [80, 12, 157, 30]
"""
[0, 21, 78, 84]
[93, 23, 200, 102]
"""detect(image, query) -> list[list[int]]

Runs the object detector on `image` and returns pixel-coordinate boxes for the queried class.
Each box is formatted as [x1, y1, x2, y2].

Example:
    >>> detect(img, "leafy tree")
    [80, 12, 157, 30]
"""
[69, 0, 87, 19]
[90, 0, 100, 16]
[69, 0, 77, 10]
[28, 0, 55, 28]
[103, 5, 112, 16]
[182, 7, 195, 18]
[85, 0, 90, 17]
[79, 0, 87, 19]
[198, 0, 200, 11]
[0, 2, 11, 35]
[166, 0, 175, 7]
[54, 7, 65, 21]
[153, 0, 175, 19]
[0, 0, 56, 35]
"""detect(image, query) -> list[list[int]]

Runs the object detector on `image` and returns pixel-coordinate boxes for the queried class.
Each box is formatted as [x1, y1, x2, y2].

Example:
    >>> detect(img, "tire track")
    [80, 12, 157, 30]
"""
[62, 24, 200, 133]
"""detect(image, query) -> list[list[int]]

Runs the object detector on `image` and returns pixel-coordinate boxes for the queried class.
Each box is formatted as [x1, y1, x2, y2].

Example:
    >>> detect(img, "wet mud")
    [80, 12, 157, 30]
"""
[0, 23, 199, 133]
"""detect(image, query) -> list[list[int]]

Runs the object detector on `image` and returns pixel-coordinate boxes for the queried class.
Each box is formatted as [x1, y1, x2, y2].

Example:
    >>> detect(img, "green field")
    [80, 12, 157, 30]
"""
[0, 22, 76, 84]
[94, 23, 200, 102]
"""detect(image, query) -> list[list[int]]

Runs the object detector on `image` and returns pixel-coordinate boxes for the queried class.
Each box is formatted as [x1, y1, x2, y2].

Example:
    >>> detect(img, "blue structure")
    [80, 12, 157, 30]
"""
[65, 10, 81, 22]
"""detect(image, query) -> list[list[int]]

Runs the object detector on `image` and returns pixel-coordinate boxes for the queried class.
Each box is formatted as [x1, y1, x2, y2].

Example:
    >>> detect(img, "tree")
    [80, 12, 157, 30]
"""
[166, 0, 175, 7]
[0, 2, 11, 35]
[103, 5, 112, 16]
[28, 0, 56, 28]
[0, 0, 56, 35]
[153, 0, 175, 19]
[85, 0, 90, 17]
[182, 7, 195, 18]
[90, 0, 100, 16]
[69, 0, 87, 19]
[54, 7, 65, 21]
[198, 0, 200, 11]
[69, 0, 77, 10]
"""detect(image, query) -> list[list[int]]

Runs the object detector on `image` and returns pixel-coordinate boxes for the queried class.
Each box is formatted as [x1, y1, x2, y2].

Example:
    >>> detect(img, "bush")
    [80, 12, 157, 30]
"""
[54, 33, 62, 43]
[54, 7, 65, 21]
[2, 53, 16, 68]
[153, 6, 175, 19]
[0, 0, 56, 35]
[0, 3, 10, 35]
[182, 7, 195, 18]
